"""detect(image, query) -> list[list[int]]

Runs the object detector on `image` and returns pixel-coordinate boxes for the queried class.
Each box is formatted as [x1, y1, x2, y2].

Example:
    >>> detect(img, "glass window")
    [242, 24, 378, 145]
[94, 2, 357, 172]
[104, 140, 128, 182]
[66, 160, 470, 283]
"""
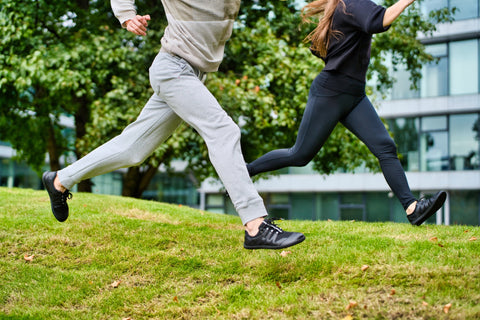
[269, 207, 290, 220]
[421, 0, 479, 20]
[449, 114, 480, 170]
[421, 116, 449, 171]
[267, 193, 291, 220]
[365, 192, 391, 222]
[387, 118, 420, 171]
[341, 193, 363, 204]
[449, 190, 480, 225]
[0, 158, 12, 187]
[225, 197, 236, 215]
[270, 193, 289, 204]
[420, 131, 449, 171]
[449, 40, 479, 95]
[207, 194, 224, 206]
[421, 0, 448, 17]
[340, 207, 364, 221]
[450, 0, 479, 20]
[421, 44, 448, 98]
[92, 173, 123, 196]
[339, 193, 365, 221]
[391, 64, 420, 100]
[316, 193, 339, 221]
[291, 193, 314, 220]
[0, 159, 39, 189]
[422, 116, 447, 131]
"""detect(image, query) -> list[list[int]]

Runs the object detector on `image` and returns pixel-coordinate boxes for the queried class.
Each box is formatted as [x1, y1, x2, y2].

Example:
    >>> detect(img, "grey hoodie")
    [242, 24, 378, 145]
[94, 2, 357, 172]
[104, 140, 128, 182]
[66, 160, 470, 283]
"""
[111, 0, 241, 72]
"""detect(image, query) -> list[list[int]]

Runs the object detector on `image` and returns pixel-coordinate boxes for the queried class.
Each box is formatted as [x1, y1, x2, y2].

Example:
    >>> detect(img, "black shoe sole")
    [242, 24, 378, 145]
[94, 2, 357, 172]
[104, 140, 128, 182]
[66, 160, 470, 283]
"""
[244, 234, 306, 250]
[411, 191, 447, 226]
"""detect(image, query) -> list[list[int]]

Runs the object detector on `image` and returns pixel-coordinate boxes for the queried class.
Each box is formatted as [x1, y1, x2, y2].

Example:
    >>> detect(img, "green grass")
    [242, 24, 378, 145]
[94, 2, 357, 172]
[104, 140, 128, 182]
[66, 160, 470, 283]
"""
[0, 187, 479, 319]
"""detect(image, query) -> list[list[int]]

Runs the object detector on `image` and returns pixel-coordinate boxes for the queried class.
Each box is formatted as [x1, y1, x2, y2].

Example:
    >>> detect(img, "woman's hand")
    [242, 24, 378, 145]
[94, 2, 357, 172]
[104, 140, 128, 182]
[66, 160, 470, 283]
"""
[383, 0, 415, 28]
[125, 15, 151, 36]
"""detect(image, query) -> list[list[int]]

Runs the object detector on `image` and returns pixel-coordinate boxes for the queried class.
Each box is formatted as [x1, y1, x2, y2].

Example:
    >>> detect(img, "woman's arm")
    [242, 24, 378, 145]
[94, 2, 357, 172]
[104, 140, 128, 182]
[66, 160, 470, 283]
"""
[383, 0, 415, 27]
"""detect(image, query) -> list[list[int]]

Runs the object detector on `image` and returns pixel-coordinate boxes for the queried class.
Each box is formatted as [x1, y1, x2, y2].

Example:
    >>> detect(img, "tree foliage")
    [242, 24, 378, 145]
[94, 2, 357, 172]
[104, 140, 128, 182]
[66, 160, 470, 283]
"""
[0, 0, 454, 196]
[0, 0, 174, 195]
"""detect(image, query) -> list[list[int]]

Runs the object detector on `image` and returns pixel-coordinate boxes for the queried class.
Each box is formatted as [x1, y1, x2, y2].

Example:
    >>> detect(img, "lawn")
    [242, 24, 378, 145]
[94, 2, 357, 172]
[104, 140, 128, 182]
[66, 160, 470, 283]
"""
[0, 187, 479, 319]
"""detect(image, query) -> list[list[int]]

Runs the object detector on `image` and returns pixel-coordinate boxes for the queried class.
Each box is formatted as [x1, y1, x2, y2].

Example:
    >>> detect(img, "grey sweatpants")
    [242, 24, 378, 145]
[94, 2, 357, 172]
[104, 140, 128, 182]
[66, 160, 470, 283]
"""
[58, 52, 267, 225]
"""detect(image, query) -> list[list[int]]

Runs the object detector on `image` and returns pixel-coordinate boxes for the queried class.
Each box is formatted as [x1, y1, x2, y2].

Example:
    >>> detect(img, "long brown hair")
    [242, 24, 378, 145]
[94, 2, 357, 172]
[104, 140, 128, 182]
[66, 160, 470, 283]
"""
[301, 0, 345, 58]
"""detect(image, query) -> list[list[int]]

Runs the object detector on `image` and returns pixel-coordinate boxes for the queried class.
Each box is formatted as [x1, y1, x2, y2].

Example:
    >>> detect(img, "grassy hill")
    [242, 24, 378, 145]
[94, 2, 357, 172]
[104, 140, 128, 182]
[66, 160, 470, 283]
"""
[0, 187, 479, 319]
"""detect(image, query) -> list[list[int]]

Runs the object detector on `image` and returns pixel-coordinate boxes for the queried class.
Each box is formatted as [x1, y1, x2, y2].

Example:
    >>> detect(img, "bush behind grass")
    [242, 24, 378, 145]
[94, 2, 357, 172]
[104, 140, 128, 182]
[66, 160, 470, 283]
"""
[0, 187, 479, 319]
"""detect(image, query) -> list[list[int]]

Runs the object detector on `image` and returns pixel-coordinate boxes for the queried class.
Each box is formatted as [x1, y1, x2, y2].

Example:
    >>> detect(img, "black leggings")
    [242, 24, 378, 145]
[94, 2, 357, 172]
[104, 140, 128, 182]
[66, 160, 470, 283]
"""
[247, 73, 417, 210]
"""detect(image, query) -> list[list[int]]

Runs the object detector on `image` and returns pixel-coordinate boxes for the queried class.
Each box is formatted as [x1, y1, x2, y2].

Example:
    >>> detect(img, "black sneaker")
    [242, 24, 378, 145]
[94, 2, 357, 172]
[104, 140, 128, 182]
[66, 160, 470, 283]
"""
[407, 191, 447, 226]
[42, 171, 72, 222]
[244, 218, 305, 250]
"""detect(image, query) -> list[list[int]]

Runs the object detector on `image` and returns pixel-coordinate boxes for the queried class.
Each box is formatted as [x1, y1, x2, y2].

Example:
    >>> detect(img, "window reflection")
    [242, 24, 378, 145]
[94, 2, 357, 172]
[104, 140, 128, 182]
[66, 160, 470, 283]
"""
[420, 131, 449, 171]
[450, 40, 479, 95]
[421, 116, 449, 172]
[388, 39, 480, 99]
[421, 0, 479, 21]
[421, 44, 448, 98]
[390, 114, 480, 172]
[450, 114, 480, 170]
[450, 0, 479, 20]
[387, 118, 420, 171]
[422, 116, 447, 131]
[421, 0, 448, 17]
[391, 64, 420, 100]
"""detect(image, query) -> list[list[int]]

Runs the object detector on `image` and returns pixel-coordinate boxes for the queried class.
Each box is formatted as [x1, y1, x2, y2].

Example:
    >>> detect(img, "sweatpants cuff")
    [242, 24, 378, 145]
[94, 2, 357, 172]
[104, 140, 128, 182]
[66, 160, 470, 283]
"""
[236, 199, 268, 225]
[56, 170, 76, 191]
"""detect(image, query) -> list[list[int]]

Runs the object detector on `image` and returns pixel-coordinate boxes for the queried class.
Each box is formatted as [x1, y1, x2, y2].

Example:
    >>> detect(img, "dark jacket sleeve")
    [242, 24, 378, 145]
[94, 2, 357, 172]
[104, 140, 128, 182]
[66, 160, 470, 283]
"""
[346, 0, 390, 34]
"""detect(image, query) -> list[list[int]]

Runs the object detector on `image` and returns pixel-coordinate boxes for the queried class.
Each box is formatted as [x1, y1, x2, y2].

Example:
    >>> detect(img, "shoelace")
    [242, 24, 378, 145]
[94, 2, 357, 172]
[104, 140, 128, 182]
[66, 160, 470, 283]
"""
[263, 218, 284, 234]
[62, 190, 73, 202]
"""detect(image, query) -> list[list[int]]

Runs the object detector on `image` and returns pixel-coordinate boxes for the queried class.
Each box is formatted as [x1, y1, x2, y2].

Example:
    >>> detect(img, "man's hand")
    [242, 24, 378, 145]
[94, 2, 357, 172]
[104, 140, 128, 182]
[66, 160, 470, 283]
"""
[125, 15, 151, 36]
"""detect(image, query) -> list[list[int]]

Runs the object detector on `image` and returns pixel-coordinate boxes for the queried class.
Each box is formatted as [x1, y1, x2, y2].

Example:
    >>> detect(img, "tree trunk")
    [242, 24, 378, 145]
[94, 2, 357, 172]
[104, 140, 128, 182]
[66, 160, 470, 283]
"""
[122, 163, 161, 198]
[46, 121, 61, 172]
[72, 0, 91, 192]
[122, 167, 142, 198]
[122, 144, 175, 198]
[138, 164, 160, 196]
[74, 97, 92, 192]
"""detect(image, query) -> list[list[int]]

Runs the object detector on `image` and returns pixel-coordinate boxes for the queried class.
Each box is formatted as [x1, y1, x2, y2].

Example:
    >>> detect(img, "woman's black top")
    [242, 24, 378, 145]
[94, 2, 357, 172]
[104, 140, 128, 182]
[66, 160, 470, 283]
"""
[313, 0, 390, 91]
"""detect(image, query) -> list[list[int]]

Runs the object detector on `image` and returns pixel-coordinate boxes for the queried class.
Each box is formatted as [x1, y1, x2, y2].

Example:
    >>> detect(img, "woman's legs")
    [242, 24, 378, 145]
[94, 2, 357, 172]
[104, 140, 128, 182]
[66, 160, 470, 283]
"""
[341, 96, 417, 210]
[247, 84, 349, 176]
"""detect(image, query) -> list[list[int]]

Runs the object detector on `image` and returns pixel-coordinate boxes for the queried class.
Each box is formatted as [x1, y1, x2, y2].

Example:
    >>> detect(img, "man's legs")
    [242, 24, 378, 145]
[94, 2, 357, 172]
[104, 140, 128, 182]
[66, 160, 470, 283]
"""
[150, 53, 267, 225]
[57, 95, 183, 189]
[43, 93, 183, 222]
[45, 51, 305, 249]
[149, 53, 304, 248]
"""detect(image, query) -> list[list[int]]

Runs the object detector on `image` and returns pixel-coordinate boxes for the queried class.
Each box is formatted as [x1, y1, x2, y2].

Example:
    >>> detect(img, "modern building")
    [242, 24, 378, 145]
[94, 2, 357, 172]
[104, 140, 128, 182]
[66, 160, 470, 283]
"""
[1, 0, 479, 225]
[200, 0, 480, 226]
